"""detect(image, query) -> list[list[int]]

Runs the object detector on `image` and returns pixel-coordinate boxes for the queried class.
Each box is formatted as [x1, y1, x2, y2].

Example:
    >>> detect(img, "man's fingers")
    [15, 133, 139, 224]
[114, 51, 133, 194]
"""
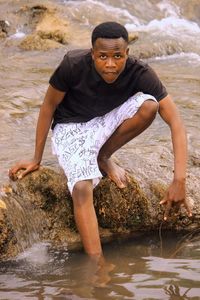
[18, 165, 39, 179]
[9, 166, 18, 177]
[164, 201, 172, 221]
[116, 178, 126, 189]
[184, 200, 192, 217]
[9, 167, 21, 180]
[9, 163, 26, 179]
[9, 163, 39, 180]
[17, 170, 27, 179]
[159, 195, 172, 220]
[125, 173, 131, 183]
[159, 196, 167, 205]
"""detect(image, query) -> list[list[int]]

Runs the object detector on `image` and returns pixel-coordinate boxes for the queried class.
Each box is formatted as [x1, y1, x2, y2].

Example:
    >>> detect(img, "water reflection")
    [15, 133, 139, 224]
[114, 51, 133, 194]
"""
[0, 232, 199, 299]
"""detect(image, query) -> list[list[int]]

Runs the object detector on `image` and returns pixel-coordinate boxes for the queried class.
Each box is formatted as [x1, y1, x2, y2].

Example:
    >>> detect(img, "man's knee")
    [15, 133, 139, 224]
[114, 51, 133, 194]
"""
[138, 100, 159, 120]
[72, 180, 93, 206]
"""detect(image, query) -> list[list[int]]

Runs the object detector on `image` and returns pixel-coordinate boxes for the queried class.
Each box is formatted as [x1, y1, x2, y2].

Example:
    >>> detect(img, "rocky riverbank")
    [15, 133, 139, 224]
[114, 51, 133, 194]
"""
[1, 146, 199, 260]
[1, 1, 200, 57]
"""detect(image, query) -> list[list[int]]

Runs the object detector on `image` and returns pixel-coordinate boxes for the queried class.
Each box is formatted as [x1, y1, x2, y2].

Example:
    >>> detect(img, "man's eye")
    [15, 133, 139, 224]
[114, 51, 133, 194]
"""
[100, 55, 107, 60]
[114, 55, 122, 59]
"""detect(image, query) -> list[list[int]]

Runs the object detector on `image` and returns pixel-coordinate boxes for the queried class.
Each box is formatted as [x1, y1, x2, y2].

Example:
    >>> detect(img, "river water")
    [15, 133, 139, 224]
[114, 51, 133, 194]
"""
[0, 231, 200, 299]
[0, 0, 200, 299]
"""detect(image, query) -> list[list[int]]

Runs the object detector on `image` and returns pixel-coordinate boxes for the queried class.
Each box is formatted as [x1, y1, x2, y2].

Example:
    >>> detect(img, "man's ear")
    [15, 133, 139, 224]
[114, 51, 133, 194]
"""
[126, 47, 129, 57]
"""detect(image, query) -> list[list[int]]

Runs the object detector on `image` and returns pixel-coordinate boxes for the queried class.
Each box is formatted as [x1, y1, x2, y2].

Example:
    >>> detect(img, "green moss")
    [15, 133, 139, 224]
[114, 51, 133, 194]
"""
[94, 176, 150, 232]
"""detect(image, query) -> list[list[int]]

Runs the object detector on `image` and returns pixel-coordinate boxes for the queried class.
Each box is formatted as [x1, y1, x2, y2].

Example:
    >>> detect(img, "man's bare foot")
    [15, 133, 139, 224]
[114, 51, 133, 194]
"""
[90, 255, 115, 287]
[98, 157, 129, 188]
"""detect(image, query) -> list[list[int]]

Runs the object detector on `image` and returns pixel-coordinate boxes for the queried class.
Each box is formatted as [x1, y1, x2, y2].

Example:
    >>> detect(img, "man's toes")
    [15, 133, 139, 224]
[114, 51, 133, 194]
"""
[108, 175, 125, 188]
[118, 183, 126, 189]
[116, 177, 126, 189]
[125, 173, 131, 183]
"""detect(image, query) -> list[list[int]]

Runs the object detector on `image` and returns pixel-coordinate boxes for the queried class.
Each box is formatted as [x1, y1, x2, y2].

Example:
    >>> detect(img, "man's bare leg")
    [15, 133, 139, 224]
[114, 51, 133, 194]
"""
[72, 180, 115, 285]
[98, 100, 158, 187]
[72, 180, 102, 256]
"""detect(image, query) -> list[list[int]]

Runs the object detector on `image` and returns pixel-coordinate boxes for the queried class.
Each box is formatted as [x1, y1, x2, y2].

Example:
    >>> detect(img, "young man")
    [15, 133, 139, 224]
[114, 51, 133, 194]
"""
[9, 22, 192, 258]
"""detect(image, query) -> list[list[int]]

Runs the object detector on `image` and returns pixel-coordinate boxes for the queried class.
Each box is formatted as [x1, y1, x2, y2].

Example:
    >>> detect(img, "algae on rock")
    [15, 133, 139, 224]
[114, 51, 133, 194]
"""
[0, 164, 199, 260]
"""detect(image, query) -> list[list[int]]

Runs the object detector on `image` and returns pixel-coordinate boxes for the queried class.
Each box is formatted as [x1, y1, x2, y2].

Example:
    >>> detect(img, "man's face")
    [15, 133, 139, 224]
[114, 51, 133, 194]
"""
[91, 37, 129, 84]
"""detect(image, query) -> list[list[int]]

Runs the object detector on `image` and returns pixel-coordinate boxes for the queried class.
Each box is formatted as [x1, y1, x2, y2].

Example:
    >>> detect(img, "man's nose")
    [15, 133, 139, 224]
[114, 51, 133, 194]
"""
[105, 58, 116, 67]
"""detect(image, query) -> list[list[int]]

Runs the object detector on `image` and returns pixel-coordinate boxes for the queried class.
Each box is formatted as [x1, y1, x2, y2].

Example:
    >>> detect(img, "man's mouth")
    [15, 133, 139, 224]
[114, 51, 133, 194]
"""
[104, 71, 117, 74]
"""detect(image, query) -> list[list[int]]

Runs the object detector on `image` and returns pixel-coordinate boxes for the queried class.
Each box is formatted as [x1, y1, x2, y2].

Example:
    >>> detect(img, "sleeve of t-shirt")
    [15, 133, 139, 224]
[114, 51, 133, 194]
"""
[137, 64, 168, 102]
[49, 54, 71, 92]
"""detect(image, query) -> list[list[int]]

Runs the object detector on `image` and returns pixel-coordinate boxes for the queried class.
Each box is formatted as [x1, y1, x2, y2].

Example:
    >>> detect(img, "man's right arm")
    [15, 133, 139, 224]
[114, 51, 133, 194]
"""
[9, 85, 65, 180]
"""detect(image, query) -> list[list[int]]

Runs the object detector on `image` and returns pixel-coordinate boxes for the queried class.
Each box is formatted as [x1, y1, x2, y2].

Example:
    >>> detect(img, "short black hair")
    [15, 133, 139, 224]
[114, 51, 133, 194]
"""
[91, 22, 129, 46]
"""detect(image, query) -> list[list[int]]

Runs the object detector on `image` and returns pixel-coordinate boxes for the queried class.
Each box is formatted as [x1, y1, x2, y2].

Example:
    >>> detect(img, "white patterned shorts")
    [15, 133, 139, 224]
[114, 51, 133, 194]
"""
[51, 92, 157, 194]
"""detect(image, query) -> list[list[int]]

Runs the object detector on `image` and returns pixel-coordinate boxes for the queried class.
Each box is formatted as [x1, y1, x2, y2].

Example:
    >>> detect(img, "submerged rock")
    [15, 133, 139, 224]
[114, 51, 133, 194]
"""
[0, 151, 199, 260]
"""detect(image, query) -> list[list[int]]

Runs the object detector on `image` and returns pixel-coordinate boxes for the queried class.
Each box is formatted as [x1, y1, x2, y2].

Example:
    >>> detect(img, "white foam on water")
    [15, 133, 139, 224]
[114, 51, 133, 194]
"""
[10, 30, 26, 39]
[66, 0, 141, 26]
[157, 0, 180, 18]
[4, 20, 10, 26]
[152, 52, 200, 63]
[126, 16, 200, 37]
[16, 242, 51, 266]
[62, 0, 200, 43]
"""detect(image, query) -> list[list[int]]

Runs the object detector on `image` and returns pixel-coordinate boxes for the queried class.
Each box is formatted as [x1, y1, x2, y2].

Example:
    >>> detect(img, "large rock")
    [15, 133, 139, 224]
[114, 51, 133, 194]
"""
[20, 33, 62, 51]
[0, 2, 70, 50]
[0, 146, 199, 260]
[19, 4, 70, 50]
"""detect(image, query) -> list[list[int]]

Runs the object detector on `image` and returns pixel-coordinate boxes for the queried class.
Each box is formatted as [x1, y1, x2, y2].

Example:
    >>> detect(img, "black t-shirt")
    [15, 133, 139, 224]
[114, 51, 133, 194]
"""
[49, 49, 167, 129]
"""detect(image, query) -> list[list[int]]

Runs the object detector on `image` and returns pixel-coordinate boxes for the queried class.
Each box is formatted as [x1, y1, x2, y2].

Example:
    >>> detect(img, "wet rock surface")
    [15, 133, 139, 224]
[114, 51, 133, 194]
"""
[0, 149, 199, 260]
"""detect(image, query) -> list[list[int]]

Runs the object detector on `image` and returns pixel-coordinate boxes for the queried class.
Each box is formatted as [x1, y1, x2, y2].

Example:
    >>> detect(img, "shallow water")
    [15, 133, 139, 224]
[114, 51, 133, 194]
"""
[0, 0, 200, 299]
[0, 232, 200, 300]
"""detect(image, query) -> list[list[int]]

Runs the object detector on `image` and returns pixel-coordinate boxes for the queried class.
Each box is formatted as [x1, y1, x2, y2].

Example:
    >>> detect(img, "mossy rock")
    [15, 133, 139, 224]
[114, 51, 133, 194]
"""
[14, 167, 75, 229]
[94, 176, 150, 231]
[1, 165, 199, 260]
[0, 210, 17, 259]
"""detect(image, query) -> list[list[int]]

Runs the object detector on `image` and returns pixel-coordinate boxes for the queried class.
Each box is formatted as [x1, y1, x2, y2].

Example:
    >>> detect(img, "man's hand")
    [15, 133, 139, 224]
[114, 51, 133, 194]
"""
[9, 159, 40, 181]
[159, 179, 192, 221]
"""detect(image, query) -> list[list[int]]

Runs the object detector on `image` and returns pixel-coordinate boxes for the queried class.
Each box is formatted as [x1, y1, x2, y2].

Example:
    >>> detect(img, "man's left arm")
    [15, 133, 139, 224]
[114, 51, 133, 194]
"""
[158, 94, 192, 220]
